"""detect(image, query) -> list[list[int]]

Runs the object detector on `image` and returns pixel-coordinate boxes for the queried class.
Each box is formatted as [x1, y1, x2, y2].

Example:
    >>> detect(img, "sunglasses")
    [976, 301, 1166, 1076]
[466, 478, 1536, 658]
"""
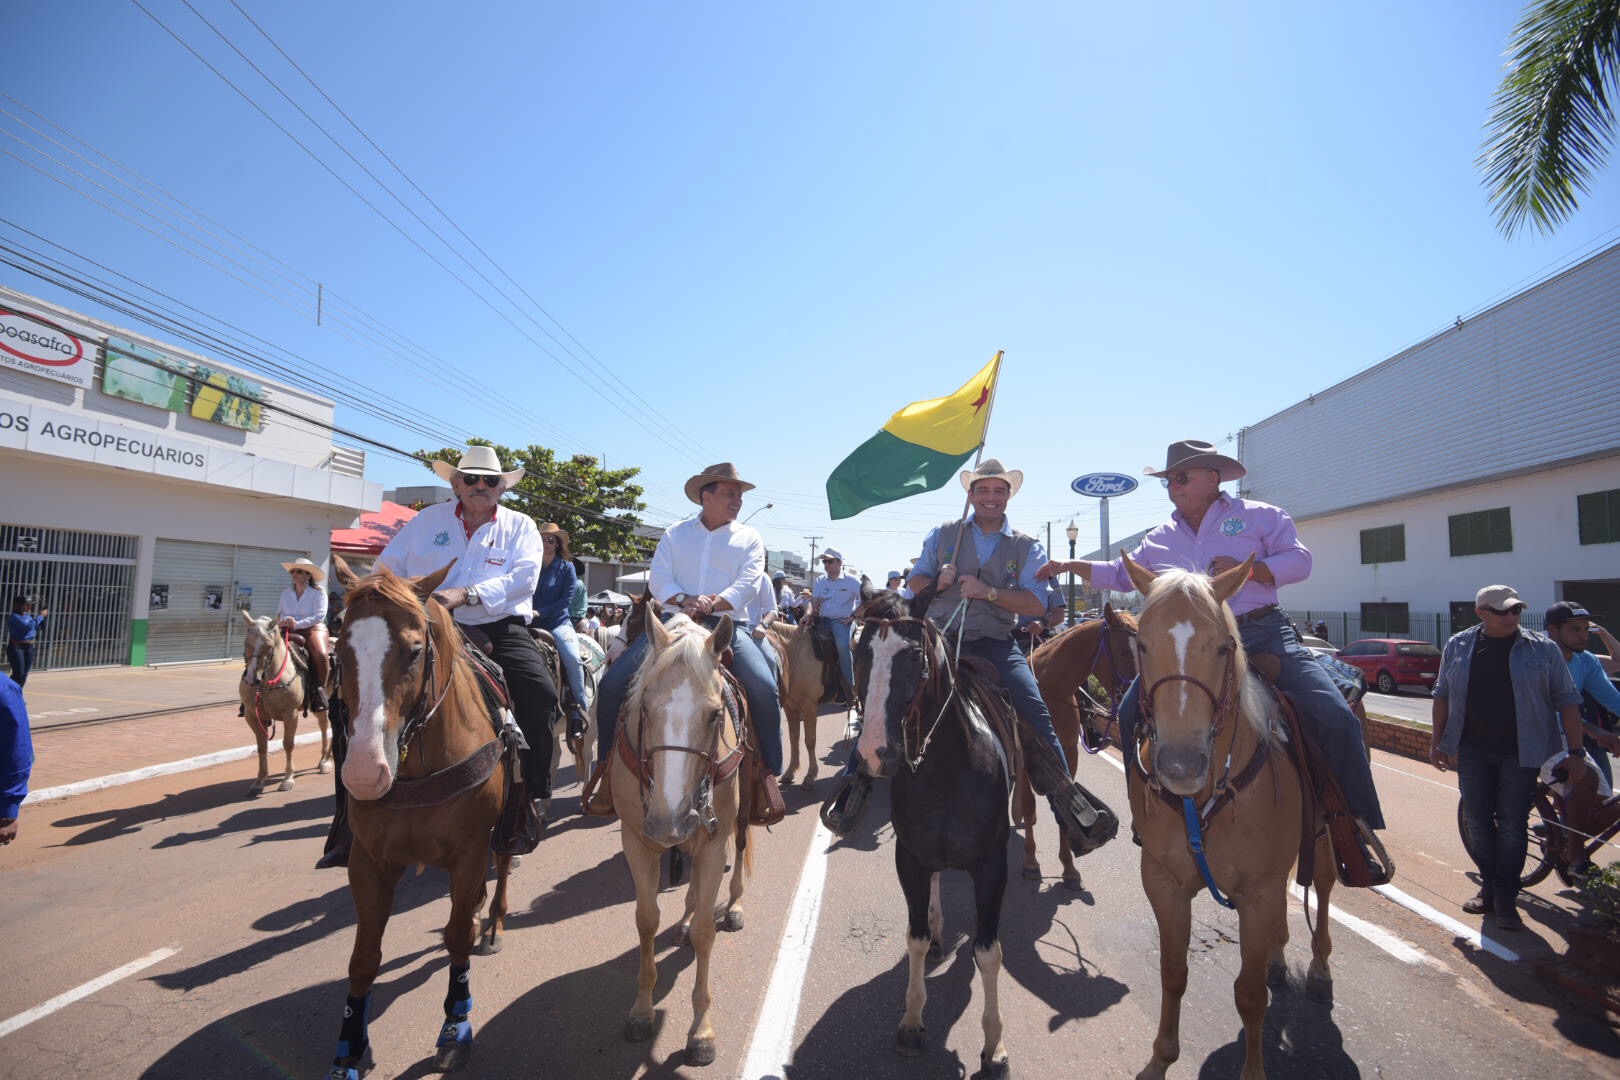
[1159, 470, 1207, 488]
[543, 537, 559, 546]
[458, 473, 501, 488]
[1481, 606, 1522, 617]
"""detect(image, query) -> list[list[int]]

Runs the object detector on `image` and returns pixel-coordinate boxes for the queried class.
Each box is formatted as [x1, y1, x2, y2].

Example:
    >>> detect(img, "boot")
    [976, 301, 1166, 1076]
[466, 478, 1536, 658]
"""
[317, 816, 351, 869]
[819, 772, 873, 837]
[312, 685, 329, 712]
[311, 648, 332, 712]
[566, 703, 588, 741]
[583, 759, 616, 817]
[1024, 733, 1119, 856]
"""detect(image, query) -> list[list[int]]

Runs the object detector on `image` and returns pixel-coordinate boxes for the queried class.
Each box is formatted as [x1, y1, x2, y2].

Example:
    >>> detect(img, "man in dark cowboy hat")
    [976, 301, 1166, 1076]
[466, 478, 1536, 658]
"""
[588, 462, 784, 814]
[823, 458, 1118, 857]
[1039, 438, 1390, 881]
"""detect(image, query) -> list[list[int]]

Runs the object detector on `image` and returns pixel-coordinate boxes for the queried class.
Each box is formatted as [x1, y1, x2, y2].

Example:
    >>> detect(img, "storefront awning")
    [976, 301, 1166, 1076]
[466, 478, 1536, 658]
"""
[330, 500, 417, 556]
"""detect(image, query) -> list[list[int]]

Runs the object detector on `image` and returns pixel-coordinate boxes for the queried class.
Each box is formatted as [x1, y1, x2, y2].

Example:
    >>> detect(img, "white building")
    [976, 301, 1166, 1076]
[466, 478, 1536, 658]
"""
[0, 287, 381, 667]
[1237, 242, 1620, 644]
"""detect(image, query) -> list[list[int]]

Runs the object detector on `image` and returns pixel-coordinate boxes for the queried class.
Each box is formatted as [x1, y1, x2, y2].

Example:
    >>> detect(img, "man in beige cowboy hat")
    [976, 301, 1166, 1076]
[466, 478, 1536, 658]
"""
[823, 458, 1119, 860]
[589, 462, 783, 813]
[277, 557, 331, 711]
[1038, 438, 1390, 881]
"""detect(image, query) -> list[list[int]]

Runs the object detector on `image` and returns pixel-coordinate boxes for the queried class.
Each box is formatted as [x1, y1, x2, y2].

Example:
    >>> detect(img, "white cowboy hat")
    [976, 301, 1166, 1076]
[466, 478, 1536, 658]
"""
[282, 557, 326, 583]
[959, 458, 1023, 497]
[429, 445, 525, 486]
[683, 462, 756, 504]
[1144, 439, 1247, 481]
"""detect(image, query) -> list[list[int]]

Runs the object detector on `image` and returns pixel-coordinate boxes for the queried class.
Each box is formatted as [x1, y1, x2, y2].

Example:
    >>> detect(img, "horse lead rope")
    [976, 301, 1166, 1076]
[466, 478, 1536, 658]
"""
[1181, 797, 1237, 909]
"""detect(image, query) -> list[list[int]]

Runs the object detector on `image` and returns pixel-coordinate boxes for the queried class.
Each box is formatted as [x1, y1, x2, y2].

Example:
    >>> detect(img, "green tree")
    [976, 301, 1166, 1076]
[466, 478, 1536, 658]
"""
[419, 442, 651, 562]
[1480, 0, 1620, 237]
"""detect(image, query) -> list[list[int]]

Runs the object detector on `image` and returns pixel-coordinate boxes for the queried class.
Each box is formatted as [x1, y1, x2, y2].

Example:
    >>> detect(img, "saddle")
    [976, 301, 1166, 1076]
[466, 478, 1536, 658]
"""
[807, 620, 849, 703]
[281, 632, 319, 715]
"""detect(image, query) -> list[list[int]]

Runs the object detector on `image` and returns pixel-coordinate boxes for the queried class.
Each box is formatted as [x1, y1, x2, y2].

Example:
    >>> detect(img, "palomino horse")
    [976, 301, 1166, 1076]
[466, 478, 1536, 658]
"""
[1017, 604, 1138, 886]
[852, 590, 1012, 1079]
[1122, 553, 1336, 1080]
[324, 558, 514, 1078]
[609, 607, 754, 1067]
[237, 612, 331, 796]
[763, 619, 836, 788]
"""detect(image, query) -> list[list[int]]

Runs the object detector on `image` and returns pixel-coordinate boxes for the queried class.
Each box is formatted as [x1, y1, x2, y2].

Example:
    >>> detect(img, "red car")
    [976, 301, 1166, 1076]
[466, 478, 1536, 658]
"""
[1336, 638, 1442, 695]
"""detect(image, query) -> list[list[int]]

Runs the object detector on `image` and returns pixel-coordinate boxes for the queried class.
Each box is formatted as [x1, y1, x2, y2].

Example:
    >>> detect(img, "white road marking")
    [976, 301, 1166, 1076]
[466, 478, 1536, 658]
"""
[1373, 759, 1458, 792]
[23, 733, 324, 805]
[738, 817, 833, 1080]
[1373, 883, 1519, 963]
[1288, 883, 1438, 966]
[0, 945, 180, 1038]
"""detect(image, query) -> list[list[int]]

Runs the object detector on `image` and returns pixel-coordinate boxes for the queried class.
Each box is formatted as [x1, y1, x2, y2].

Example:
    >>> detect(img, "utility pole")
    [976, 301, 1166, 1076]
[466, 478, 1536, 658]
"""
[803, 536, 822, 587]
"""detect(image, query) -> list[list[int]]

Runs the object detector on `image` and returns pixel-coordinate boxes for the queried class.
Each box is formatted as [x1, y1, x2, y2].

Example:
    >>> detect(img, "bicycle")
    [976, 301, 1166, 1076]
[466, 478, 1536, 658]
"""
[1456, 772, 1620, 889]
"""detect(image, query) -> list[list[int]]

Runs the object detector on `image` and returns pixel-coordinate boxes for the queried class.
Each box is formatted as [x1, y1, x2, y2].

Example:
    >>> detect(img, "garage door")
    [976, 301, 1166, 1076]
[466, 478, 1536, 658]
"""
[147, 540, 306, 664]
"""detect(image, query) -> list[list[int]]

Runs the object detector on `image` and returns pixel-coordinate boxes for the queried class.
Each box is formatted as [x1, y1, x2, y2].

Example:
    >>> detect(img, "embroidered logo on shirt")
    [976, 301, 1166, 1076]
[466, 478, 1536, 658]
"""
[433, 531, 452, 547]
[1220, 517, 1247, 537]
[485, 556, 506, 568]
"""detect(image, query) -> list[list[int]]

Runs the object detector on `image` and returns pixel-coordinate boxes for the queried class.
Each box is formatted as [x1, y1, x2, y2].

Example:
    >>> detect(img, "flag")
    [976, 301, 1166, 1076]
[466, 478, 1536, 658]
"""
[825, 351, 1002, 520]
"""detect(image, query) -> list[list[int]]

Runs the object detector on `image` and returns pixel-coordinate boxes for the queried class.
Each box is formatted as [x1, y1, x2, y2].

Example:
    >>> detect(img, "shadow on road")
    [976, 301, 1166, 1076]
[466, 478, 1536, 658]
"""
[1193, 976, 1360, 1078]
[999, 853, 1130, 1031]
[47, 775, 328, 847]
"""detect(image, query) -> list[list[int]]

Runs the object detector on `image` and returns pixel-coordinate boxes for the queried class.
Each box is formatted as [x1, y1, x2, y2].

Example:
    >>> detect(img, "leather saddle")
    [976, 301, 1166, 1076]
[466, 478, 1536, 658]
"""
[808, 620, 850, 703]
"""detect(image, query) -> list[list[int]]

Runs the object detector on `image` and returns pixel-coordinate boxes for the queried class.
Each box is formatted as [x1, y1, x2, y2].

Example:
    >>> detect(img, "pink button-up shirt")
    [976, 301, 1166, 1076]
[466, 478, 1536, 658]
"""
[1085, 493, 1312, 615]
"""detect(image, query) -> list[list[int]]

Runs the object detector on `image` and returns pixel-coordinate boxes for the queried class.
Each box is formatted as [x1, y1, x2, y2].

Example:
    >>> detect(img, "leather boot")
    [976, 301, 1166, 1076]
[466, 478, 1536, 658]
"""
[311, 648, 332, 712]
[819, 773, 873, 837]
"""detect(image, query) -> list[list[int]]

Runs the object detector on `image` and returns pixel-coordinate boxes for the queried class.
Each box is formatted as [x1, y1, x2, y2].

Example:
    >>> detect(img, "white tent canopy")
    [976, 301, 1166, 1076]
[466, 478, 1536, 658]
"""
[589, 589, 633, 607]
[615, 569, 650, 586]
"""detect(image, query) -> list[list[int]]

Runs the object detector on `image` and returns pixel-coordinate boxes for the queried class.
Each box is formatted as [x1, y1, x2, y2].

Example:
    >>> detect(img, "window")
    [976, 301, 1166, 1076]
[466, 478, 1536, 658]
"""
[1361, 602, 1410, 635]
[1578, 488, 1620, 545]
[1449, 507, 1512, 557]
[1359, 524, 1406, 564]
[1450, 601, 1479, 635]
[1396, 642, 1441, 658]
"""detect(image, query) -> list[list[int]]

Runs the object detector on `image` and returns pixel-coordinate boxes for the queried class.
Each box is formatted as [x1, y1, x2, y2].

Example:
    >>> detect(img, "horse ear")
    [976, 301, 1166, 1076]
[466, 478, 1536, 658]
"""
[1122, 551, 1157, 595]
[333, 555, 359, 589]
[647, 604, 672, 650]
[1211, 555, 1254, 604]
[709, 614, 734, 655]
[413, 559, 457, 599]
[240, 609, 256, 627]
[1103, 600, 1117, 626]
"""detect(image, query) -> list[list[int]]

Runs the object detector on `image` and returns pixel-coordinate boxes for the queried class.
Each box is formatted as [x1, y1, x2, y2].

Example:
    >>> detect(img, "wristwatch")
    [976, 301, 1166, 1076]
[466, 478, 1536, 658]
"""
[668, 593, 689, 606]
[465, 589, 482, 607]
[987, 587, 1000, 603]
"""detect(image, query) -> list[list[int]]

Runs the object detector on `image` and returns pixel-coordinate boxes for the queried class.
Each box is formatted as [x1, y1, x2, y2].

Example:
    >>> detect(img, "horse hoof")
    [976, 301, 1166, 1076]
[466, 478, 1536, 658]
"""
[896, 1025, 926, 1056]
[476, 934, 502, 956]
[783, 771, 798, 786]
[724, 909, 745, 932]
[279, 778, 295, 792]
[626, 1016, 655, 1042]
[803, 772, 819, 788]
[434, 1042, 472, 1071]
[1062, 874, 1084, 892]
[926, 940, 944, 964]
[980, 1050, 1011, 1079]
[1305, 971, 1333, 1004]
[1021, 864, 1041, 880]
[1267, 960, 1287, 987]
[686, 1036, 717, 1066]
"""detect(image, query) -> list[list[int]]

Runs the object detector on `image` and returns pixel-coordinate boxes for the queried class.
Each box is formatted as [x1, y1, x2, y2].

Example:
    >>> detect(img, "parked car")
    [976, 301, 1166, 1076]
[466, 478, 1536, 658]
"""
[1299, 634, 1337, 658]
[1336, 638, 1442, 694]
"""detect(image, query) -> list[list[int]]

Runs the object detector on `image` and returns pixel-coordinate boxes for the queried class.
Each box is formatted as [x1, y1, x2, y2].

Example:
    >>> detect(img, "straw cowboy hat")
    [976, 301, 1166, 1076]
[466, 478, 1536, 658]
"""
[429, 445, 525, 487]
[959, 458, 1023, 497]
[282, 557, 326, 583]
[684, 462, 756, 504]
[538, 522, 572, 558]
[1144, 439, 1247, 481]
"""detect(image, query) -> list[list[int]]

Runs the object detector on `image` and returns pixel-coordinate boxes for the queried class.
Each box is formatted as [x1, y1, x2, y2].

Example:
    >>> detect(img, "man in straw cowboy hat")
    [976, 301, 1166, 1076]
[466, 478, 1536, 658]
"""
[823, 458, 1119, 858]
[377, 445, 560, 800]
[278, 557, 332, 711]
[589, 462, 784, 814]
[1038, 438, 1390, 880]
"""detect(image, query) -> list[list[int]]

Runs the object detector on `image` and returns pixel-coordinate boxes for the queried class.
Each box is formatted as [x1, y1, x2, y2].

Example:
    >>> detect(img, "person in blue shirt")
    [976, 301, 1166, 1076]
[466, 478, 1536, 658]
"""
[1, 673, 34, 845]
[1545, 601, 1620, 786]
[6, 595, 48, 688]
[533, 524, 590, 739]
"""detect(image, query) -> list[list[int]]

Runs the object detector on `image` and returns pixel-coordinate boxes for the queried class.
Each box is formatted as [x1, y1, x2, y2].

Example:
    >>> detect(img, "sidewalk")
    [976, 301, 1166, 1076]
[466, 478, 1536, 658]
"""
[19, 662, 244, 731]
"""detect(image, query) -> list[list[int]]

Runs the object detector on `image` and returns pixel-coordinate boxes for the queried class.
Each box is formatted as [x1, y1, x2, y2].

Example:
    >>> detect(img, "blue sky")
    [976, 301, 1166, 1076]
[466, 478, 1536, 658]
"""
[6, 1, 1618, 577]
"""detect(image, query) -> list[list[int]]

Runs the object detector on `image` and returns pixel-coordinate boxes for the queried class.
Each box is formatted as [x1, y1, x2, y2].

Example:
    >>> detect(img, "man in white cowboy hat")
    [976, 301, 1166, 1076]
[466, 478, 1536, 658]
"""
[823, 458, 1117, 855]
[589, 462, 784, 814]
[808, 547, 863, 701]
[277, 557, 331, 711]
[377, 445, 560, 799]
[1038, 438, 1391, 878]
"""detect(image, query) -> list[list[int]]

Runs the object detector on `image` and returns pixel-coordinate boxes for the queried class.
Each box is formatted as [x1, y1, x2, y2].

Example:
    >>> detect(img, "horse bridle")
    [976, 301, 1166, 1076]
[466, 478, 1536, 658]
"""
[622, 665, 746, 837]
[1133, 632, 1241, 789]
[331, 598, 458, 768]
[858, 614, 958, 771]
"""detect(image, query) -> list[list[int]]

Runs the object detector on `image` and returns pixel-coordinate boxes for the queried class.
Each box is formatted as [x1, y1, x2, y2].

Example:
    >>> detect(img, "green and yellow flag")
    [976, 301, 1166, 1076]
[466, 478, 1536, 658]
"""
[825, 351, 1002, 520]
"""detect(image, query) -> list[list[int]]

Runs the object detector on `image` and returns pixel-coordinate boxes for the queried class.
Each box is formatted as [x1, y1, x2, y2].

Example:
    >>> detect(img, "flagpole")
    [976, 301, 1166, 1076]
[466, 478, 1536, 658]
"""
[948, 349, 1005, 565]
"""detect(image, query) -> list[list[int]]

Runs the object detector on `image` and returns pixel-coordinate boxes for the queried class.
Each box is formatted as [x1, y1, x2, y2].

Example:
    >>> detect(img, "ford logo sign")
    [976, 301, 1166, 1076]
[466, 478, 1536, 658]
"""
[1071, 473, 1138, 497]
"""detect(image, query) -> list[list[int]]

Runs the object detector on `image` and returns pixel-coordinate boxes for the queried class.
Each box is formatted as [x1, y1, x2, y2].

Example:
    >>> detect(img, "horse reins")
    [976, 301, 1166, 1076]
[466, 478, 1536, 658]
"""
[1075, 620, 1136, 754]
[247, 628, 297, 739]
[860, 614, 961, 772]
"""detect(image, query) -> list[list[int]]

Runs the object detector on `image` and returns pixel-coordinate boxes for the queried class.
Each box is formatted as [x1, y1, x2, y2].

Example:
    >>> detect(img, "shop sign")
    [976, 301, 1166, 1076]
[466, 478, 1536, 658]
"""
[1071, 472, 1139, 497]
[103, 337, 191, 414]
[0, 302, 99, 389]
[190, 363, 263, 432]
[0, 399, 208, 480]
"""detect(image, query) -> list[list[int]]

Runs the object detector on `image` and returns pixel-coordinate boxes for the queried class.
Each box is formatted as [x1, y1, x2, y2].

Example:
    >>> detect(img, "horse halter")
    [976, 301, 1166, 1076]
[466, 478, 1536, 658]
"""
[248, 625, 294, 689]
[1135, 632, 1240, 767]
[627, 666, 746, 837]
[859, 614, 955, 771]
[332, 596, 455, 767]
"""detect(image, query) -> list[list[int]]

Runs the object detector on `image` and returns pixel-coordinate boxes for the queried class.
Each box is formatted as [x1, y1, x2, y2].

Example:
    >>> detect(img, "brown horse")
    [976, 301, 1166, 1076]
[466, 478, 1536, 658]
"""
[609, 608, 753, 1067]
[237, 612, 331, 796]
[1123, 553, 1335, 1080]
[1017, 605, 1138, 886]
[324, 558, 514, 1078]
[763, 619, 837, 788]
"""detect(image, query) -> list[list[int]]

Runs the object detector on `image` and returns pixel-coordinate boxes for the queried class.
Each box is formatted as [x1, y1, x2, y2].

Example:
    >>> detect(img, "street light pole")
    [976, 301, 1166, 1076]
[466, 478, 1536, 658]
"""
[742, 502, 773, 524]
[1065, 519, 1079, 626]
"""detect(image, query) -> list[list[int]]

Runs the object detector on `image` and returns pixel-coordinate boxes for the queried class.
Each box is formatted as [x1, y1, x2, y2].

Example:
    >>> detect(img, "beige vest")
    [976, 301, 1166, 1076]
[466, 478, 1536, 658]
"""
[925, 518, 1037, 641]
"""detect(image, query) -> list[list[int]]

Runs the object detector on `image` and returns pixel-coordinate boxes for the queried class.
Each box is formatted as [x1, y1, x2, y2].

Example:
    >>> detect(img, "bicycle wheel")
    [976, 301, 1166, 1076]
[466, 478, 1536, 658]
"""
[1455, 796, 1560, 889]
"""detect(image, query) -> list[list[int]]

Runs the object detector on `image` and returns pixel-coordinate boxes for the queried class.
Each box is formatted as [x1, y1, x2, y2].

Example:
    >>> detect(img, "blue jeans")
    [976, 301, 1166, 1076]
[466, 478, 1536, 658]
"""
[1117, 610, 1386, 829]
[6, 642, 33, 687]
[1457, 742, 1540, 900]
[828, 618, 854, 690]
[597, 613, 783, 775]
[550, 623, 590, 708]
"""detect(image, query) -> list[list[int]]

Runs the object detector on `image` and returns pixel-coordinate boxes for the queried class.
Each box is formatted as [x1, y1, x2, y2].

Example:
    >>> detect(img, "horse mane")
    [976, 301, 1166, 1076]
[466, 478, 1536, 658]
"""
[1140, 569, 1278, 745]
[857, 589, 911, 621]
[624, 615, 722, 722]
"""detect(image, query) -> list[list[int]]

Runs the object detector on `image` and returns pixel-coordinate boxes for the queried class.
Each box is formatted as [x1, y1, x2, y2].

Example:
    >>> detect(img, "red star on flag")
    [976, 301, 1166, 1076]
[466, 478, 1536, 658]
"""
[970, 384, 990, 413]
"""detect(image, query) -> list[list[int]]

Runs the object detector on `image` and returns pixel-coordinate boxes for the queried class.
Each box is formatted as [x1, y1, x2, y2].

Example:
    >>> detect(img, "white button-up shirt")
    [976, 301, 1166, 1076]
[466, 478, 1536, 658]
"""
[648, 515, 766, 619]
[744, 573, 780, 626]
[377, 501, 542, 625]
[278, 584, 329, 629]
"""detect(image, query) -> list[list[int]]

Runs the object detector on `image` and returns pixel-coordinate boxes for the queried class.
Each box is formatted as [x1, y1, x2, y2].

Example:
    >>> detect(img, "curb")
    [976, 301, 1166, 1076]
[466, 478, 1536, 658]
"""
[23, 732, 325, 806]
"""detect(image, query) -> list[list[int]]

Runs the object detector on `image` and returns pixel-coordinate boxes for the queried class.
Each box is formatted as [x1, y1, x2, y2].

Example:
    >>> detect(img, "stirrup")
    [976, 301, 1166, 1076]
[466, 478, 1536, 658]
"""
[819, 773, 871, 837]
[1350, 819, 1394, 888]
[1050, 784, 1119, 856]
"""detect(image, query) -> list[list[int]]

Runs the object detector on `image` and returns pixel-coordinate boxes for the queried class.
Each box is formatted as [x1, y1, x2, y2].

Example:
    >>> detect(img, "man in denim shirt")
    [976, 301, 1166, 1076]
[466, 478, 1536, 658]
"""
[1430, 584, 1587, 930]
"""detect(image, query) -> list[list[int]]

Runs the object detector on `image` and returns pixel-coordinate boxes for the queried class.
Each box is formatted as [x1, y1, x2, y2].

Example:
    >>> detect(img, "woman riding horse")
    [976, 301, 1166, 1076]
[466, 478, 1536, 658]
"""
[277, 557, 330, 711]
[533, 523, 591, 740]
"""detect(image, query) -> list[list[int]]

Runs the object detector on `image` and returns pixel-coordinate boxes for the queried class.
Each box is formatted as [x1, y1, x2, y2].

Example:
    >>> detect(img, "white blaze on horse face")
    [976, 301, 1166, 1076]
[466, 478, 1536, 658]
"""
[651, 679, 706, 821]
[1167, 620, 1196, 713]
[341, 615, 395, 798]
[859, 631, 904, 773]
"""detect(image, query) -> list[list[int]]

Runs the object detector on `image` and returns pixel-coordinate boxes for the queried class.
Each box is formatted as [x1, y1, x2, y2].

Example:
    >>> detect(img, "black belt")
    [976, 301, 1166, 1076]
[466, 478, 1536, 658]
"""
[1234, 604, 1278, 625]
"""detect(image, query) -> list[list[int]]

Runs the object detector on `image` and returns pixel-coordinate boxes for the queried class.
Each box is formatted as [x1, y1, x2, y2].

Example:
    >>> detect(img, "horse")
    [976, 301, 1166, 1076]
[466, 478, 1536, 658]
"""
[763, 619, 836, 788]
[1121, 553, 1336, 1080]
[237, 612, 331, 796]
[324, 557, 515, 1079]
[1016, 604, 1138, 886]
[852, 589, 1012, 1079]
[609, 607, 755, 1067]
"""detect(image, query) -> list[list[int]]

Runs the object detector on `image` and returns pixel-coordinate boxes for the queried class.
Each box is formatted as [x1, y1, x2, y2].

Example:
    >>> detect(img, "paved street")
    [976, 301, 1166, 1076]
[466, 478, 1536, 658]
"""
[2, 698, 1617, 1079]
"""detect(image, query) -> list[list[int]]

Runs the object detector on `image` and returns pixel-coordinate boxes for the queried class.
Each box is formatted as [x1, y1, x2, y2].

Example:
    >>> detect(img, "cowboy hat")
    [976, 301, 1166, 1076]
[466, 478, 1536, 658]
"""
[538, 521, 571, 546]
[1144, 439, 1247, 481]
[282, 557, 326, 583]
[683, 462, 756, 504]
[959, 458, 1023, 497]
[429, 445, 525, 487]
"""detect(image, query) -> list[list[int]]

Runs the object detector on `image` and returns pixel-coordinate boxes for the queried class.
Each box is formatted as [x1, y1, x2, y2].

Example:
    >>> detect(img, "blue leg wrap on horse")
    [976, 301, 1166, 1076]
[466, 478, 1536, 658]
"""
[443, 963, 473, 1020]
[334, 992, 370, 1064]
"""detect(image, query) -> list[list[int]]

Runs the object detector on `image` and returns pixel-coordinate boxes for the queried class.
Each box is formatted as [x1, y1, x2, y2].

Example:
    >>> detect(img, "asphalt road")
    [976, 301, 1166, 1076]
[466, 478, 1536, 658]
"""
[2, 708, 1617, 1079]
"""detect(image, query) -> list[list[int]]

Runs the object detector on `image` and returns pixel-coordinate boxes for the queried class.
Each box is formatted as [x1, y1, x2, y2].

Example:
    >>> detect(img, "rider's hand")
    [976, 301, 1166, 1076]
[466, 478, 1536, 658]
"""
[1429, 746, 1456, 772]
[936, 564, 958, 590]
[431, 586, 469, 609]
[277, 616, 296, 630]
[957, 576, 991, 600]
[1564, 753, 1591, 781]
[1034, 560, 1068, 581]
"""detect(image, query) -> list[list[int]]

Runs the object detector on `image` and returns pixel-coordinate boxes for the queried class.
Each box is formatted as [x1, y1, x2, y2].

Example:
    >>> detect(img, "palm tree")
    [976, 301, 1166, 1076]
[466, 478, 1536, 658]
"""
[1479, 0, 1620, 238]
